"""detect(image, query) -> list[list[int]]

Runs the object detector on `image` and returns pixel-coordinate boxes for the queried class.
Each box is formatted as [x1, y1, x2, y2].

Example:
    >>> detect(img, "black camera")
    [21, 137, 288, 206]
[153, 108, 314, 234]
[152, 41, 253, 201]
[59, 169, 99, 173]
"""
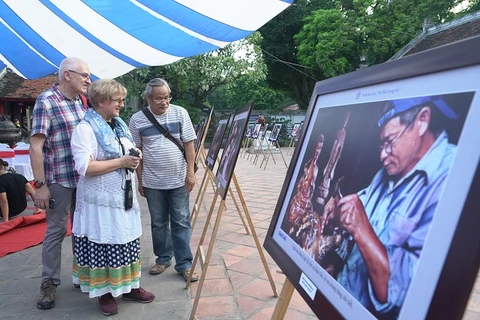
[129, 148, 140, 157]
[127, 148, 140, 173]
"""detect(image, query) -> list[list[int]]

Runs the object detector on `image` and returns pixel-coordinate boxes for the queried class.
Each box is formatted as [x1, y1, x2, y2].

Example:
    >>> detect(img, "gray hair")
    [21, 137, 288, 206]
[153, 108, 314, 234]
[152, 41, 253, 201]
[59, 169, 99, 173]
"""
[58, 57, 87, 82]
[144, 78, 171, 98]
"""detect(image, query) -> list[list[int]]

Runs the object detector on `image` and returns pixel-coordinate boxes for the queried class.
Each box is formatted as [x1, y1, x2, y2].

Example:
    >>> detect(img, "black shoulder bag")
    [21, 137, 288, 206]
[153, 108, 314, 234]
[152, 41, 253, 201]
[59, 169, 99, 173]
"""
[142, 108, 198, 173]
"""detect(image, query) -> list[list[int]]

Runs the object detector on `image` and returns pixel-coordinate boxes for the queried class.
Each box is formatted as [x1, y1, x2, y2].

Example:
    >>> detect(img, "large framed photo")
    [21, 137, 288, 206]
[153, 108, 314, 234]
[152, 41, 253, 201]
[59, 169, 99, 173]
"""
[264, 36, 480, 320]
[205, 115, 231, 171]
[215, 102, 254, 199]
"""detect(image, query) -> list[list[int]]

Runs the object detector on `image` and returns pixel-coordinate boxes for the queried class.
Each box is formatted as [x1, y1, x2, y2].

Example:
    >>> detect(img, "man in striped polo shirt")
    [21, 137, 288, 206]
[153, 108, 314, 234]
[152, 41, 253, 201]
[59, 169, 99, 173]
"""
[30, 57, 91, 310]
[129, 78, 199, 282]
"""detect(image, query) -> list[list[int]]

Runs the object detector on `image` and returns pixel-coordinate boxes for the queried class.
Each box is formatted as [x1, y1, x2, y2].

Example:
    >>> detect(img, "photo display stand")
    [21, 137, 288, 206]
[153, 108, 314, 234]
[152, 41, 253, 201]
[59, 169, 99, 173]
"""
[187, 102, 279, 320]
[261, 123, 289, 170]
[247, 123, 262, 162]
[264, 36, 480, 320]
[287, 123, 301, 156]
[252, 129, 268, 166]
[194, 106, 214, 175]
[241, 123, 255, 158]
[190, 115, 250, 234]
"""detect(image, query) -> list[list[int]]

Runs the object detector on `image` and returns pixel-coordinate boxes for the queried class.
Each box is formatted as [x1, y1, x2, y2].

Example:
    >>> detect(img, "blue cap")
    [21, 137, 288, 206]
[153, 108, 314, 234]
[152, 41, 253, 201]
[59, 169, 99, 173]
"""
[378, 95, 457, 127]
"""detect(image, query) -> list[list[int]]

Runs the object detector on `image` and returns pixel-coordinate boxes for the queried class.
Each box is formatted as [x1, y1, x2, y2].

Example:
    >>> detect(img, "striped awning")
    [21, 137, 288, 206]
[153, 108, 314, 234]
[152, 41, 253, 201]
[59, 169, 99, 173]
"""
[0, 0, 292, 79]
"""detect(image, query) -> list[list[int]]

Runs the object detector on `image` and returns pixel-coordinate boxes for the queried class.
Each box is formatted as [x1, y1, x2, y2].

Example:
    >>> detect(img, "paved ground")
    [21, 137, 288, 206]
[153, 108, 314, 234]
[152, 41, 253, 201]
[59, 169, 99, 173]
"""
[0, 146, 479, 319]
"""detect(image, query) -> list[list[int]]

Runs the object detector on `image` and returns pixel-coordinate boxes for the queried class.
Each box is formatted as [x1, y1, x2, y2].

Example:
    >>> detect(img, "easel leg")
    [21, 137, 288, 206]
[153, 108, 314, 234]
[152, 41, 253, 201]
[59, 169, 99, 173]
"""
[276, 141, 289, 168]
[189, 199, 227, 320]
[186, 191, 220, 290]
[232, 174, 278, 297]
[228, 187, 250, 234]
[271, 278, 295, 320]
[191, 169, 209, 221]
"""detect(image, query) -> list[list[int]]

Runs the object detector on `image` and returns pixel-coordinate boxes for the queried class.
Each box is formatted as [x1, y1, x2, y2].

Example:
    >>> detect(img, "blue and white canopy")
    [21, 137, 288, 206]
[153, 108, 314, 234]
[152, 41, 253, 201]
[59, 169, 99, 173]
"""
[0, 0, 292, 79]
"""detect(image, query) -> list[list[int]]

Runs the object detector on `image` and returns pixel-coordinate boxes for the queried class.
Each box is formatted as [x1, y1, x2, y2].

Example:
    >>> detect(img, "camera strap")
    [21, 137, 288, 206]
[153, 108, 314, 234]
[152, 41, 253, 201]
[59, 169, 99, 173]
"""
[109, 119, 130, 179]
[142, 107, 186, 158]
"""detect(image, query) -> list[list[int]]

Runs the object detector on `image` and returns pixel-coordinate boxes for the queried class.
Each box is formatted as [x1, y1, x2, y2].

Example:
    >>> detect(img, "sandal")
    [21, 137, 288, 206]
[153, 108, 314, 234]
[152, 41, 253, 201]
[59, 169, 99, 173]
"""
[149, 261, 172, 275]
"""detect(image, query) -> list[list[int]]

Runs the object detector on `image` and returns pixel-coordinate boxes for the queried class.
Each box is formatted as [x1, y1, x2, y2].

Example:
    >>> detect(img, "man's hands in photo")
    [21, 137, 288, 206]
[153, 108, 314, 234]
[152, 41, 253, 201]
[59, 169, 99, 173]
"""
[337, 194, 371, 238]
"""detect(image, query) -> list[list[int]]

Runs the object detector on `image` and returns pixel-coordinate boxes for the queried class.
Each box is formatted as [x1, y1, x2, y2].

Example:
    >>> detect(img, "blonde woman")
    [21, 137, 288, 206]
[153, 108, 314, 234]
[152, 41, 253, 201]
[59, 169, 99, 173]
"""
[70, 79, 154, 316]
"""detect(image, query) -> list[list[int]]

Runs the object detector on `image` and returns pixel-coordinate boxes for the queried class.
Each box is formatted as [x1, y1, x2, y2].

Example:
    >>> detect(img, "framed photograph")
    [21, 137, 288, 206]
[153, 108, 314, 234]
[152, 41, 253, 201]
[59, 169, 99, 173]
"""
[252, 123, 262, 139]
[205, 115, 231, 171]
[215, 102, 254, 199]
[194, 107, 214, 155]
[194, 119, 206, 153]
[291, 123, 301, 137]
[269, 123, 282, 142]
[245, 123, 255, 138]
[264, 36, 480, 320]
[294, 122, 304, 142]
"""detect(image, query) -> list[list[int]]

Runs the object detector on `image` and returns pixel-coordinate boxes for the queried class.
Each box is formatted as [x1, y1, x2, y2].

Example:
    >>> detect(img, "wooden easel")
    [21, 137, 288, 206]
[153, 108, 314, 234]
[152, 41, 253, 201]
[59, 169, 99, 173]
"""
[190, 163, 249, 234]
[260, 138, 277, 169]
[261, 139, 288, 170]
[271, 278, 295, 320]
[286, 136, 296, 156]
[253, 132, 268, 165]
[186, 173, 278, 319]
[246, 135, 259, 162]
[241, 136, 253, 158]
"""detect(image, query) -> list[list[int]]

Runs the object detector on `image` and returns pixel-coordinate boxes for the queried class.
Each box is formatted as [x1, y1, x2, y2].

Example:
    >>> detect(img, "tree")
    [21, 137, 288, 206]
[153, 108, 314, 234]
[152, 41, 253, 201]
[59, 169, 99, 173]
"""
[294, 0, 462, 79]
[163, 32, 267, 111]
[361, 0, 461, 65]
[225, 74, 295, 112]
[295, 8, 360, 78]
[259, 0, 336, 109]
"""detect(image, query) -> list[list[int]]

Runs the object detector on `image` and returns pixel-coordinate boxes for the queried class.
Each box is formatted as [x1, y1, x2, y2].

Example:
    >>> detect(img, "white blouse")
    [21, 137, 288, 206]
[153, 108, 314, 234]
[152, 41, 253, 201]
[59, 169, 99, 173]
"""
[70, 121, 142, 245]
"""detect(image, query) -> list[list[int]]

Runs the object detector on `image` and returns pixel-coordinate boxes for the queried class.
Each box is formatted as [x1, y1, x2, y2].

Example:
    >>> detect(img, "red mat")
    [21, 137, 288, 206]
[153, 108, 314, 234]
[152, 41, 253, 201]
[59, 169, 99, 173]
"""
[0, 211, 71, 258]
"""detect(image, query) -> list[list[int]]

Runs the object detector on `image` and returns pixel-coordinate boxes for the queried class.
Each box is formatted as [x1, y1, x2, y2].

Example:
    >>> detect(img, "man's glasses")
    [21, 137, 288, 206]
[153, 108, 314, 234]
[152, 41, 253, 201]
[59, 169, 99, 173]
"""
[111, 98, 125, 105]
[152, 96, 172, 103]
[68, 70, 91, 80]
[379, 120, 414, 154]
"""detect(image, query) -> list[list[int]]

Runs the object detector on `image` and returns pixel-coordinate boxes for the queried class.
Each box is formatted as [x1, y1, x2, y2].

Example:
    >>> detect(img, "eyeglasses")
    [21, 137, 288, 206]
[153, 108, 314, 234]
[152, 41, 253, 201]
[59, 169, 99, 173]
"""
[379, 120, 414, 154]
[68, 70, 91, 80]
[151, 96, 172, 103]
[111, 98, 125, 105]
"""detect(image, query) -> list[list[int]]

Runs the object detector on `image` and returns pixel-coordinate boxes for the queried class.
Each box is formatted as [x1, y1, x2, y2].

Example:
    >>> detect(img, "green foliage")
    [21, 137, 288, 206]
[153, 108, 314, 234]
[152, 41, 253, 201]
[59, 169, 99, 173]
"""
[260, 0, 470, 110]
[115, 67, 165, 108]
[119, 106, 135, 124]
[359, 0, 461, 65]
[219, 74, 295, 111]
[163, 32, 267, 111]
[295, 8, 360, 78]
[293, 0, 462, 80]
[259, 0, 336, 109]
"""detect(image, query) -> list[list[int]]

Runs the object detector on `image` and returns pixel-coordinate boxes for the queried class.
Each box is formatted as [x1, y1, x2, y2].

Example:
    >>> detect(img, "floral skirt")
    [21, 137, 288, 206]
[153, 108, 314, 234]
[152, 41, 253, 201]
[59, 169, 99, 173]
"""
[72, 236, 141, 298]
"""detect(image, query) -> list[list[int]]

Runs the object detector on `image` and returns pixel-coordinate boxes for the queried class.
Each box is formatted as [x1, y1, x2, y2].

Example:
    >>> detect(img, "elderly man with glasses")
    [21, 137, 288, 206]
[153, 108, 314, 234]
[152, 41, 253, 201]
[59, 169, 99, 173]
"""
[323, 96, 457, 318]
[129, 78, 198, 283]
[30, 57, 91, 310]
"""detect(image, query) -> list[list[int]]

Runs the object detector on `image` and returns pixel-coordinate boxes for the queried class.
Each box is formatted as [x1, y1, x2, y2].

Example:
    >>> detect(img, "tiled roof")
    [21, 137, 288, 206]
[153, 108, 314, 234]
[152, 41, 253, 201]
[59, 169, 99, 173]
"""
[283, 104, 299, 111]
[0, 69, 57, 99]
[390, 11, 480, 60]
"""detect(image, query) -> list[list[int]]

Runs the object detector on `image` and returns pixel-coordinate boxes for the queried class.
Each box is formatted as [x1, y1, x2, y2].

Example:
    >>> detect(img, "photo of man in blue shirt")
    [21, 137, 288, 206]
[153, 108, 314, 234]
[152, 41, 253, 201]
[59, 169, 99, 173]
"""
[324, 96, 459, 317]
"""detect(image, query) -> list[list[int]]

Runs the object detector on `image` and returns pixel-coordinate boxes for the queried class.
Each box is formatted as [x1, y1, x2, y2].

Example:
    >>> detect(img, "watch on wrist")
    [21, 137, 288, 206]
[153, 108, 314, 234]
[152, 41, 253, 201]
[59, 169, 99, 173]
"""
[34, 180, 45, 189]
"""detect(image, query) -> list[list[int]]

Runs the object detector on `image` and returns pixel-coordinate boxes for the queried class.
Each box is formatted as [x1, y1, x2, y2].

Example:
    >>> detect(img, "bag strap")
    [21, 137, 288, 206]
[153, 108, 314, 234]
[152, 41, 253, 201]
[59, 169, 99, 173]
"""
[79, 94, 88, 110]
[141, 107, 186, 159]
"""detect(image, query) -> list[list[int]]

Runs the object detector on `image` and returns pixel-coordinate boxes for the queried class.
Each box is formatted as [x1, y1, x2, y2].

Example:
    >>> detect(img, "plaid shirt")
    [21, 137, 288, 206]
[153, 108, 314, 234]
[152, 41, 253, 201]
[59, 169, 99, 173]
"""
[31, 84, 87, 188]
